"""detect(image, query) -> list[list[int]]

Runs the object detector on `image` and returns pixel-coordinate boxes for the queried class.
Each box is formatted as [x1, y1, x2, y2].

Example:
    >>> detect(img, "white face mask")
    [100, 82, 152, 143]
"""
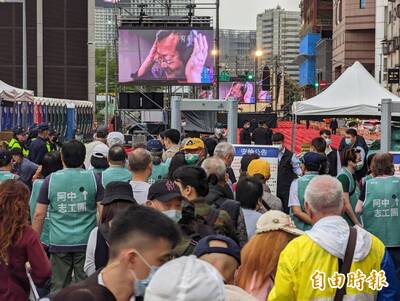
[324, 138, 332, 146]
[163, 210, 182, 223]
[345, 138, 352, 145]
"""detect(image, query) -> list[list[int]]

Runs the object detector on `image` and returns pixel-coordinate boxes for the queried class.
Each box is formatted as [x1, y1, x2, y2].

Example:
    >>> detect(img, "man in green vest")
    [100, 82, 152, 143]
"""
[32, 140, 104, 293]
[101, 144, 131, 188]
[0, 150, 19, 182]
[8, 127, 29, 157]
[289, 152, 326, 231]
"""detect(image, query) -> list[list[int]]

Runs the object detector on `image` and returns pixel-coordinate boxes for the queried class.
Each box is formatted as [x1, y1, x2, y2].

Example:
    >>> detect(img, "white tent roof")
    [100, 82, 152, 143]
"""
[0, 80, 34, 102]
[293, 61, 400, 116]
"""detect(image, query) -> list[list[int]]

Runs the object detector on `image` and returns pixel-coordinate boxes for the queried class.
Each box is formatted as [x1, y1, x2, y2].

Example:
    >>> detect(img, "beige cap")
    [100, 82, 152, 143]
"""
[256, 210, 304, 236]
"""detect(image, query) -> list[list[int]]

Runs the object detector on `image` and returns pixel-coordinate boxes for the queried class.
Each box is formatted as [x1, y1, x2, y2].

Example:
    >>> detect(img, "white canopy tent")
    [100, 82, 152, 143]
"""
[0, 80, 34, 102]
[293, 61, 400, 116]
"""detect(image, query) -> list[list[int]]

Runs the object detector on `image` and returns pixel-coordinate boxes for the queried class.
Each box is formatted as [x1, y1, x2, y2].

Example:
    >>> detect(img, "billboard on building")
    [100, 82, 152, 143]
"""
[118, 29, 214, 85]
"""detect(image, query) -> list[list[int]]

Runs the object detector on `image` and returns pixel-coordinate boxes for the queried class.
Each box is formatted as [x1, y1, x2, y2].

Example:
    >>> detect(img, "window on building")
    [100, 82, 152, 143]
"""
[360, 0, 366, 9]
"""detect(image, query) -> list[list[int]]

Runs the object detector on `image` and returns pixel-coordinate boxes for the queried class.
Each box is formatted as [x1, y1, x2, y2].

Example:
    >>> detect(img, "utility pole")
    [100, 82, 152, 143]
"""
[22, 0, 27, 89]
[215, 0, 220, 99]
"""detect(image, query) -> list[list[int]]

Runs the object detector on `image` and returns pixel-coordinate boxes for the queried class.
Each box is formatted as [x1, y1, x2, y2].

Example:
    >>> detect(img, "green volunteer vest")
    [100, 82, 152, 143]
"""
[362, 176, 400, 247]
[29, 179, 50, 245]
[337, 167, 360, 225]
[290, 172, 317, 231]
[0, 171, 17, 183]
[8, 138, 29, 156]
[101, 166, 131, 188]
[148, 162, 169, 185]
[48, 168, 97, 248]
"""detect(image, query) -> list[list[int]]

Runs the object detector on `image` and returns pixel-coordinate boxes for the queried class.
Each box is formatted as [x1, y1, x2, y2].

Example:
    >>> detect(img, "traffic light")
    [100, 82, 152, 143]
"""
[246, 72, 254, 81]
[313, 82, 319, 88]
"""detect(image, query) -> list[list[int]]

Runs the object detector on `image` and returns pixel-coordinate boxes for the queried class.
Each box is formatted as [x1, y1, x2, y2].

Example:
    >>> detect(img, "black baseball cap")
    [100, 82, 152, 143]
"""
[194, 234, 241, 264]
[101, 181, 137, 205]
[0, 150, 12, 167]
[147, 180, 182, 202]
[38, 123, 49, 132]
[13, 127, 26, 135]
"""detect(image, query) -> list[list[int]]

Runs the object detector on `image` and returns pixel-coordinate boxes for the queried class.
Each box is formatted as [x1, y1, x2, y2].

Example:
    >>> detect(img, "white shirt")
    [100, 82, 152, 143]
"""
[84, 227, 98, 277]
[130, 180, 150, 205]
[288, 179, 300, 208]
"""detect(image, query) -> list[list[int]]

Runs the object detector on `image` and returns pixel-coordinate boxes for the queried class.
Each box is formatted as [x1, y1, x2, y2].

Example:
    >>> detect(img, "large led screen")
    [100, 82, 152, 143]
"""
[219, 82, 255, 104]
[119, 29, 214, 85]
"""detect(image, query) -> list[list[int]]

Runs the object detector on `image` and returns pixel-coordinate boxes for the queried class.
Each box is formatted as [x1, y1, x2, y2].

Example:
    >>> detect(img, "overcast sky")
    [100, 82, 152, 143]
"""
[196, 0, 301, 30]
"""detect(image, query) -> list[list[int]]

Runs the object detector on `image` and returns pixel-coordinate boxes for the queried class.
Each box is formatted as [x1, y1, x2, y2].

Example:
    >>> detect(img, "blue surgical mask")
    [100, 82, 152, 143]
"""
[134, 251, 159, 297]
[185, 153, 200, 165]
[345, 138, 352, 145]
[163, 209, 182, 223]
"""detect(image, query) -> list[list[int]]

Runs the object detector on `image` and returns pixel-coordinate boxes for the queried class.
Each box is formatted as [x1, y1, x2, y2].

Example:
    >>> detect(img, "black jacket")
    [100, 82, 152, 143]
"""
[28, 137, 48, 165]
[277, 149, 298, 213]
[252, 127, 272, 145]
[240, 128, 252, 144]
[205, 184, 238, 224]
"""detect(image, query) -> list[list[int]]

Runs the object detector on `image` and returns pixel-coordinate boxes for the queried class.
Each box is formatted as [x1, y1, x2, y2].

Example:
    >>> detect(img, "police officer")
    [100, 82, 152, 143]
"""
[32, 140, 104, 292]
[289, 152, 326, 231]
[101, 144, 131, 188]
[29, 123, 50, 165]
[0, 150, 18, 182]
[356, 152, 400, 275]
[8, 127, 29, 157]
[47, 129, 60, 152]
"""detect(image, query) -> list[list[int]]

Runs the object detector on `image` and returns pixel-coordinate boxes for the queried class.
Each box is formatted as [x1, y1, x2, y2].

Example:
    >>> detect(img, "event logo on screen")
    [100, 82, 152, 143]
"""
[119, 29, 214, 85]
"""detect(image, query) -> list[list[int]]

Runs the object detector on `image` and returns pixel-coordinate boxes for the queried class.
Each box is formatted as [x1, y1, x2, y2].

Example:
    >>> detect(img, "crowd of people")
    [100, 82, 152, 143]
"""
[1, 122, 400, 301]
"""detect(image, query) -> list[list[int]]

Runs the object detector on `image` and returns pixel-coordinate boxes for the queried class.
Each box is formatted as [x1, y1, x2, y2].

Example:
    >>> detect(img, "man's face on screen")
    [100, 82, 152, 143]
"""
[156, 33, 185, 79]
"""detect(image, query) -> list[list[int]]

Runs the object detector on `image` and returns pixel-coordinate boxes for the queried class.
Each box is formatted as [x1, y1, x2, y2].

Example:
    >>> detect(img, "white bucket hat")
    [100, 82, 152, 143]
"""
[256, 210, 304, 236]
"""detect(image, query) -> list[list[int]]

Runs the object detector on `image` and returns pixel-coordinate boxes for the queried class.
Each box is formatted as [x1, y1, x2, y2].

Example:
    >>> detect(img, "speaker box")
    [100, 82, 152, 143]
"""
[119, 93, 129, 109]
[141, 93, 164, 109]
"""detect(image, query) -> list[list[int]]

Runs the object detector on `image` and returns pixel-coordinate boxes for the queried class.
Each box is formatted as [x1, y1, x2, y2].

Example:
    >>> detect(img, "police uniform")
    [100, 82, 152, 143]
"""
[8, 137, 29, 157]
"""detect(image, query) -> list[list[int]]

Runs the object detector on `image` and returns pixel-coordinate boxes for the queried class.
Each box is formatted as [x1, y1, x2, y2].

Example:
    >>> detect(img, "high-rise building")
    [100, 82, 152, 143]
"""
[332, 0, 375, 80]
[219, 29, 256, 76]
[0, 0, 95, 102]
[384, 0, 400, 95]
[298, 0, 333, 98]
[95, 0, 191, 49]
[256, 6, 301, 82]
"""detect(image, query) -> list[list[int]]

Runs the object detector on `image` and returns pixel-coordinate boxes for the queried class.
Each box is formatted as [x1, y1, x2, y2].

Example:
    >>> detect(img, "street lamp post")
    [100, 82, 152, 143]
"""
[254, 50, 263, 112]
[1, 0, 27, 89]
[105, 20, 112, 125]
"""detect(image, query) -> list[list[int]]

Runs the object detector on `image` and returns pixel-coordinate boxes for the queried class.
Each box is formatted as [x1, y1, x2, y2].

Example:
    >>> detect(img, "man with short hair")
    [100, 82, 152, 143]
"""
[162, 129, 181, 161]
[84, 125, 109, 169]
[195, 235, 240, 284]
[320, 129, 341, 176]
[252, 121, 272, 145]
[272, 132, 302, 213]
[32, 140, 104, 292]
[101, 144, 131, 188]
[0, 149, 19, 182]
[214, 142, 236, 184]
[53, 206, 181, 301]
[209, 122, 227, 144]
[11, 148, 39, 188]
[129, 148, 152, 204]
[269, 175, 399, 301]
[239, 120, 252, 145]
[8, 126, 29, 156]
[340, 128, 368, 180]
[29, 123, 50, 164]
[236, 177, 263, 238]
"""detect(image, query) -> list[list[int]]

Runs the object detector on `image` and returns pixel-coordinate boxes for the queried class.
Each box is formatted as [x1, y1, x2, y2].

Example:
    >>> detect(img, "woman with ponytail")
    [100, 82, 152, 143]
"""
[0, 180, 51, 301]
